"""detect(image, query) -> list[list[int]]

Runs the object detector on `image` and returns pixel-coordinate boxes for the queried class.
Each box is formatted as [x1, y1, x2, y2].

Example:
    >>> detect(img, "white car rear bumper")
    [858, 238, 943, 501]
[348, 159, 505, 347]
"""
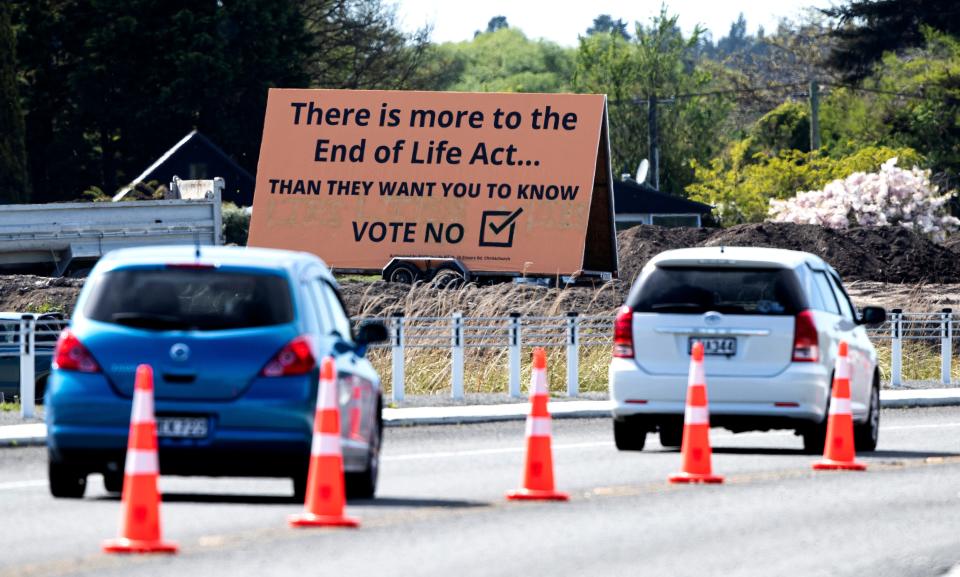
[608, 357, 835, 424]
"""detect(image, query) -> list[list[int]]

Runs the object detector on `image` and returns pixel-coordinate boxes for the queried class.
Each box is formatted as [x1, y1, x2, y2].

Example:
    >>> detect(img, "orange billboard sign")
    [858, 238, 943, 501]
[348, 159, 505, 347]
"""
[248, 89, 616, 276]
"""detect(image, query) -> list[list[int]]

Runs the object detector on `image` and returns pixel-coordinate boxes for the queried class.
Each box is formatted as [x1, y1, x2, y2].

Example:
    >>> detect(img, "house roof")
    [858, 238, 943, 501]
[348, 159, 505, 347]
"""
[113, 130, 255, 203]
[613, 178, 712, 215]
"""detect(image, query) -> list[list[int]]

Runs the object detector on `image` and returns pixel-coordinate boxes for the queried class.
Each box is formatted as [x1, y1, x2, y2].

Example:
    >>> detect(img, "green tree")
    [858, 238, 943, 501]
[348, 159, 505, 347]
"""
[302, 0, 431, 90]
[485, 16, 508, 34]
[574, 6, 734, 193]
[823, 0, 960, 80]
[814, 28, 960, 188]
[748, 101, 810, 155]
[432, 28, 574, 93]
[0, 2, 28, 203]
[11, 0, 428, 201]
[587, 14, 629, 40]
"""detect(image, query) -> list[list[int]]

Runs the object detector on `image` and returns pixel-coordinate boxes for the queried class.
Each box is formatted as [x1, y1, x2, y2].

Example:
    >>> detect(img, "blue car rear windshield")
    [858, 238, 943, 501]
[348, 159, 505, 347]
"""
[628, 267, 806, 315]
[84, 269, 294, 331]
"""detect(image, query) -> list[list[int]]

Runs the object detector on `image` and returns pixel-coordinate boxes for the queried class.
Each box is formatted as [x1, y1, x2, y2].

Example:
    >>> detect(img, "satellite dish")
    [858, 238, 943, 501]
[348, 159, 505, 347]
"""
[636, 159, 650, 184]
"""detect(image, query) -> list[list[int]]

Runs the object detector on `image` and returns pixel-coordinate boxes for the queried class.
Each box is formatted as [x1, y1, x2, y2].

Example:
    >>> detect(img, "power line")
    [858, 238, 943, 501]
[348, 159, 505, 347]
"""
[822, 82, 930, 100]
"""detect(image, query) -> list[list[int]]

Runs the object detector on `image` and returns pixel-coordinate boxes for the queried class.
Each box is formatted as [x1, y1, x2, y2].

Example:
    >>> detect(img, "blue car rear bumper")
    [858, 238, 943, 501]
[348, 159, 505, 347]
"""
[46, 371, 316, 478]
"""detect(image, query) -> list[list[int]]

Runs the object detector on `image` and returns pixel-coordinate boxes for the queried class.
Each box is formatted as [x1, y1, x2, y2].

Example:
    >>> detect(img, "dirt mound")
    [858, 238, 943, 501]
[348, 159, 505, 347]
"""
[616, 225, 714, 284]
[0, 275, 83, 313]
[703, 223, 885, 281]
[615, 223, 960, 284]
[843, 227, 960, 283]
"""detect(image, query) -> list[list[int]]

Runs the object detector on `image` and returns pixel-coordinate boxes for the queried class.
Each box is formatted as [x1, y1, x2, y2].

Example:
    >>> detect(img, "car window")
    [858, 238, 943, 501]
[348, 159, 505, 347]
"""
[0, 323, 15, 344]
[320, 282, 354, 343]
[309, 279, 336, 335]
[34, 318, 63, 345]
[812, 272, 840, 315]
[298, 280, 322, 336]
[803, 269, 826, 311]
[827, 274, 855, 321]
[628, 267, 805, 315]
[84, 268, 294, 331]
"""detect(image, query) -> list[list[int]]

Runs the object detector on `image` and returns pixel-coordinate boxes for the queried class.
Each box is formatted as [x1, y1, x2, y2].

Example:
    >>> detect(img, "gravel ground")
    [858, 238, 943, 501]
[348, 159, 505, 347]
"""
[0, 406, 43, 425]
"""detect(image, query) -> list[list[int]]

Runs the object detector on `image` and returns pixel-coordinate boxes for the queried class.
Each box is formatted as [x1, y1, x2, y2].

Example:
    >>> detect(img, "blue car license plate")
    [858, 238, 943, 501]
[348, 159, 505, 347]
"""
[689, 337, 737, 356]
[156, 416, 208, 439]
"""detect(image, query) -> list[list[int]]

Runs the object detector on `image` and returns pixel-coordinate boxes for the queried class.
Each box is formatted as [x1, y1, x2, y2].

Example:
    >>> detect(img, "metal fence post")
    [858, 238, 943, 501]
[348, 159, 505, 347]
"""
[391, 312, 405, 403]
[891, 309, 902, 388]
[19, 314, 35, 418]
[566, 312, 579, 397]
[509, 312, 522, 398]
[942, 308, 953, 385]
[451, 312, 464, 400]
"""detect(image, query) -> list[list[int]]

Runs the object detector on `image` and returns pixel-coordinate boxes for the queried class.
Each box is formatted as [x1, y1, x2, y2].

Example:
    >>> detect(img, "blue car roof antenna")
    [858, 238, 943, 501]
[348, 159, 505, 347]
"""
[194, 231, 201, 261]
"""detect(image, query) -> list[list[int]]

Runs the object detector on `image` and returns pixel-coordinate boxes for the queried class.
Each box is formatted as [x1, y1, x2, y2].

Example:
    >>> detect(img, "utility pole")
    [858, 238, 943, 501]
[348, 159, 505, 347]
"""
[809, 79, 821, 151]
[648, 94, 660, 190]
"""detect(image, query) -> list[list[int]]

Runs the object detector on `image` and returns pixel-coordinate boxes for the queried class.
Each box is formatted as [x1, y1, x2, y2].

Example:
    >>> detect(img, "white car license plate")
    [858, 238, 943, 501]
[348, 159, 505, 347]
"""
[689, 337, 737, 356]
[156, 417, 208, 439]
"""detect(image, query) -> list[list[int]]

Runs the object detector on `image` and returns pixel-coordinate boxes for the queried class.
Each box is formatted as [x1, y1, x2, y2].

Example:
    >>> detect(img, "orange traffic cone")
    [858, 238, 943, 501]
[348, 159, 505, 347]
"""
[289, 356, 360, 527]
[669, 341, 724, 484]
[506, 348, 568, 501]
[103, 365, 178, 554]
[813, 342, 866, 471]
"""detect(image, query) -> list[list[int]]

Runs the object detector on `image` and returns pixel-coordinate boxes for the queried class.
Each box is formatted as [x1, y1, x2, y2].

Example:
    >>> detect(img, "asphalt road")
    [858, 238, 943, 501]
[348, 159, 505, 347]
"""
[3, 407, 960, 577]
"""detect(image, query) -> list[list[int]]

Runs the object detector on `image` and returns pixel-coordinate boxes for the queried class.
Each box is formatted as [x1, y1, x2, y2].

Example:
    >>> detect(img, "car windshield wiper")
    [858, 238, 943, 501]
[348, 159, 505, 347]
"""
[109, 312, 192, 330]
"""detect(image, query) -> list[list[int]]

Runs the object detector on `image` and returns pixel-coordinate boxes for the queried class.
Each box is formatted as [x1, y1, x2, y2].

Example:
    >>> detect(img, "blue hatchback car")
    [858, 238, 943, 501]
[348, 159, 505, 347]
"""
[46, 245, 387, 499]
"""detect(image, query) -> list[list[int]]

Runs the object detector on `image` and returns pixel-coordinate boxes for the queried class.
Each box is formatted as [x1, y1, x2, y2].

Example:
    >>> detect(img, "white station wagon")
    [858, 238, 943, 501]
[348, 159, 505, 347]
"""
[609, 246, 886, 453]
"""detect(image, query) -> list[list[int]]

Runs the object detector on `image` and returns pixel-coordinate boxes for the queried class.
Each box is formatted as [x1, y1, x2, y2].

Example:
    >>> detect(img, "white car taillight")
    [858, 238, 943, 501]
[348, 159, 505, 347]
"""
[613, 305, 634, 358]
[792, 310, 819, 362]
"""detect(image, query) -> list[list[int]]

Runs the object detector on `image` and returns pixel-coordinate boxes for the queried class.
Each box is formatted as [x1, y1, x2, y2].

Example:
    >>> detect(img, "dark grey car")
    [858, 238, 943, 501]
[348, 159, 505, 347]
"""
[0, 313, 66, 403]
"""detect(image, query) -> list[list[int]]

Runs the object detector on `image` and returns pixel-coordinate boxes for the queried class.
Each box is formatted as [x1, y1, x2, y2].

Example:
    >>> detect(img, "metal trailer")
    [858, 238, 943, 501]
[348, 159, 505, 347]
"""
[0, 177, 224, 276]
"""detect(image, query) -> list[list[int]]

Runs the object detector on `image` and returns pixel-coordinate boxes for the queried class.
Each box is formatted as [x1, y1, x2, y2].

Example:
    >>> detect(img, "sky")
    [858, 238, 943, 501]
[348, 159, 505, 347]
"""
[395, 0, 835, 46]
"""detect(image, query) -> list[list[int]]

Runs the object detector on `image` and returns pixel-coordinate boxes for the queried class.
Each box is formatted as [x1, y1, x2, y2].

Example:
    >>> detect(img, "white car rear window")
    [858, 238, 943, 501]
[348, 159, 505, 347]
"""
[629, 267, 806, 316]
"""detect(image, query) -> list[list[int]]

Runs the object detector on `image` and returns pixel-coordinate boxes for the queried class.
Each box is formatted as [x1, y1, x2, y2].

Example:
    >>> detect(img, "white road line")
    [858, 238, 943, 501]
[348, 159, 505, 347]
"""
[383, 441, 612, 462]
[0, 480, 46, 491]
[5, 422, 960, 490]
[884, 422, 960, 431]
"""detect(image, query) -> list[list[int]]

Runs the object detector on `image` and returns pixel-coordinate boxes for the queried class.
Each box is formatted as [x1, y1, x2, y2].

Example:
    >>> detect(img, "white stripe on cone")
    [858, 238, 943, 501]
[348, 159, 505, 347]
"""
[318, 378, 338, 410]
[124, 449, 159, 475]
[530, 369, 548, 396]
[131, 390, 155, 424]
[684, 406, 709, 425]
[311, 432, 342, 456]
[688, 361, 705, 388]
[525, 416, 552, 438]
[829, 398, 852, 416]
[835, 356, 851, 380]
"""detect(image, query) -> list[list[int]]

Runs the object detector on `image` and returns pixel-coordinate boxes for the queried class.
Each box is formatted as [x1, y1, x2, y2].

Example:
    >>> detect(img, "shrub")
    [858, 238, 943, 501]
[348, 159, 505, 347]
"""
[222, 202, 250, 245]
[687, 145, 923, 226]
[769, 157, 959, 241]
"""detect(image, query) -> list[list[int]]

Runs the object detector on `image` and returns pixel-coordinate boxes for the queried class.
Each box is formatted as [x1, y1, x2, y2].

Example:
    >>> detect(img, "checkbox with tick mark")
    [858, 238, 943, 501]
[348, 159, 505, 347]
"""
[479, 207, 524, 248]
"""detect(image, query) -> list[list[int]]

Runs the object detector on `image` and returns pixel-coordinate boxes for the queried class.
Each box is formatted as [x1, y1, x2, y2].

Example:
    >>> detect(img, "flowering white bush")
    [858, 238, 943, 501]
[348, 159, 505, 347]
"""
[768, 158, 959, 241]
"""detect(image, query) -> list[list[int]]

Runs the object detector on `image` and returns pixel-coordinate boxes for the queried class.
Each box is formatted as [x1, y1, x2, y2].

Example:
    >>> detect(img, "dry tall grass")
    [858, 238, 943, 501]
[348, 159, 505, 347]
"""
[351, 279, 960, 397]
[368, 345, 612, 399]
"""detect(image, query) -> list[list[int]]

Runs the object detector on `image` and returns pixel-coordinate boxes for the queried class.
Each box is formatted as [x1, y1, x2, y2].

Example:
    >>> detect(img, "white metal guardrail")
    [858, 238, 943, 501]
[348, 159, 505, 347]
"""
[6, 310, 959, 407]
[0, 315, 69, 417]
[359, 310, 960, 402]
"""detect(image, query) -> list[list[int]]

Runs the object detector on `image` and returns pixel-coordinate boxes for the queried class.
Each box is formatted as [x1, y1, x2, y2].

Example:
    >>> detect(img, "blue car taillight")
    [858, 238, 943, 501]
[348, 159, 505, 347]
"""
[53, 329, 101, 373]
[261, 336, 316, 377]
